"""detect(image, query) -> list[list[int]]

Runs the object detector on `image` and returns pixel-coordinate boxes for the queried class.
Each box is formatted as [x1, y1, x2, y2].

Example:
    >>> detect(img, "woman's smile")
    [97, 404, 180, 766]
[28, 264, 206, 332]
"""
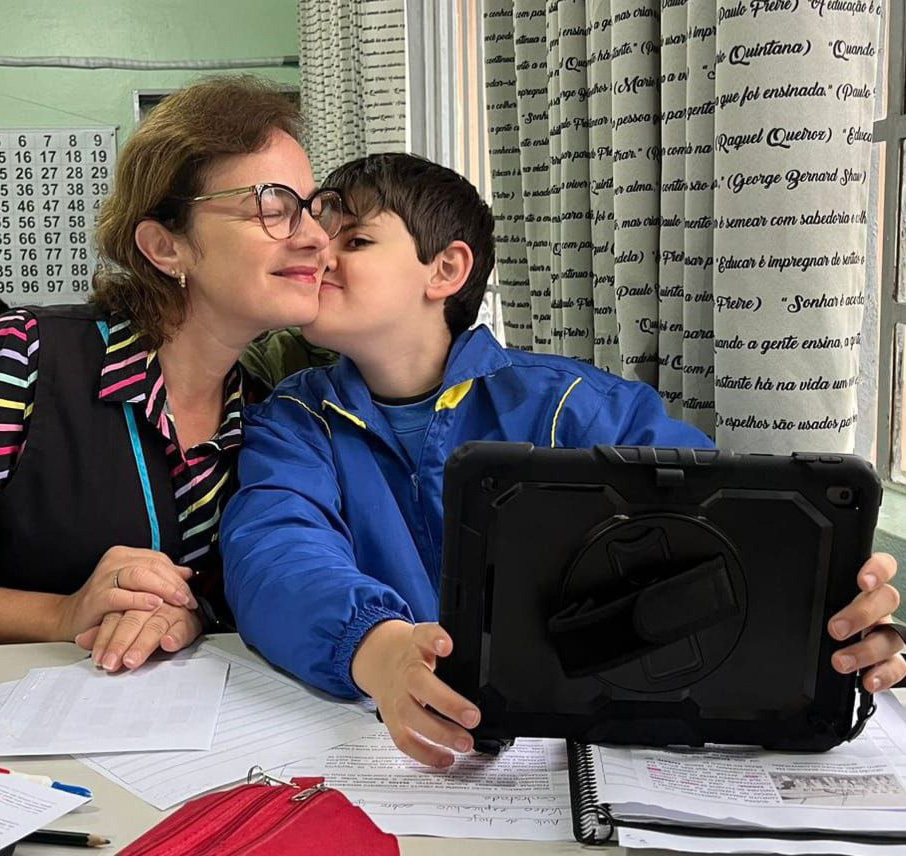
[274, 265, 320, 285]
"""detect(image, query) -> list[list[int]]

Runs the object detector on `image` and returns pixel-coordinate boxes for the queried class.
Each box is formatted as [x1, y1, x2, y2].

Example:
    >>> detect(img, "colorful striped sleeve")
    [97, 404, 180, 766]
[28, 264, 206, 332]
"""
[0, 308, 38, 486]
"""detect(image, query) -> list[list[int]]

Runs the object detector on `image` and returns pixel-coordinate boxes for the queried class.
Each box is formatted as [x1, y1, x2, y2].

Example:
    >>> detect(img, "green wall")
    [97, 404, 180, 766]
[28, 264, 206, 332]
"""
[0, 0, 299, 145]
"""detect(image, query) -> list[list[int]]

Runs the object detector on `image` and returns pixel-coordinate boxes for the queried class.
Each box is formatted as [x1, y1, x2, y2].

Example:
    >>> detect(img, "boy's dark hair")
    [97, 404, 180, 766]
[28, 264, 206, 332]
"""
[322, 153, 495, 338]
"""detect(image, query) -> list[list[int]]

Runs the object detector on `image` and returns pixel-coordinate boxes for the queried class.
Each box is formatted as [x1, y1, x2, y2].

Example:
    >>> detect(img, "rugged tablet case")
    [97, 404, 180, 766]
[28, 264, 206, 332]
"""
[437, 444, 882, 751]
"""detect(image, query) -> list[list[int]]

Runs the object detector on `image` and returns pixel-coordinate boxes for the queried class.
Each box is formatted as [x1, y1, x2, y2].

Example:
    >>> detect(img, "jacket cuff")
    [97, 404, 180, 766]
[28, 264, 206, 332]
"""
[335, 606, 412, 697]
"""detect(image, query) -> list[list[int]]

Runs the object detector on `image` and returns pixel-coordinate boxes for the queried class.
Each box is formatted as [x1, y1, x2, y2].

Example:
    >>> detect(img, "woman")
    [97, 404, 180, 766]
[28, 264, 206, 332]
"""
[0, 76, 340, 670]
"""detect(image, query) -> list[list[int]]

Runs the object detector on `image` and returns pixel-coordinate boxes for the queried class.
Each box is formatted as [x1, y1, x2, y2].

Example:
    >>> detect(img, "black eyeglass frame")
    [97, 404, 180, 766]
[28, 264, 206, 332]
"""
[185, 183, 344, 240]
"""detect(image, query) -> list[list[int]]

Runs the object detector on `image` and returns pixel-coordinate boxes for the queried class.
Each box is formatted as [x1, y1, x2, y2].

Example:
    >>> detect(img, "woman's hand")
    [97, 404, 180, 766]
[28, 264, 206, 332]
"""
[351, 620, 481, 768]
[829, 552, 906, 691]
[57, 546, 197, 642]
[75, 602, 203, 671]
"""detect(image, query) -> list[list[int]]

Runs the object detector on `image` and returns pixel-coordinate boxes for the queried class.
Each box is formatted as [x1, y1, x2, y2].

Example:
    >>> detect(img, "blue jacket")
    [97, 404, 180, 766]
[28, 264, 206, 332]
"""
[221, 326, 712, 698]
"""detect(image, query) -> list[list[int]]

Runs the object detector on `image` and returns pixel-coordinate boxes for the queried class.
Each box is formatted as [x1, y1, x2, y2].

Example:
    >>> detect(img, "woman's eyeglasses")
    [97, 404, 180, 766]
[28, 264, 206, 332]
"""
[187, 183, 344, 240]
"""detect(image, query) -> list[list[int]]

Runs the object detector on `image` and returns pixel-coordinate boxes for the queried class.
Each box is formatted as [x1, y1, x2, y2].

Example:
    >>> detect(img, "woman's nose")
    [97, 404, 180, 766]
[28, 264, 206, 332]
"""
[290, 210, 330, 251]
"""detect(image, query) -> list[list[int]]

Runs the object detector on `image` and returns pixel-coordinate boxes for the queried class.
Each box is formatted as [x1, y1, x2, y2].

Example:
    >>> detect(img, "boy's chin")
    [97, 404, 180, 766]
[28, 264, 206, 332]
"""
[299, 322, 342, 352]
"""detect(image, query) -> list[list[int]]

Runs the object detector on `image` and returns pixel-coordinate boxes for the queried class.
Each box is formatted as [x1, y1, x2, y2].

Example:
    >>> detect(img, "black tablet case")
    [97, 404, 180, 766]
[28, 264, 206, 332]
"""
[437, 444, 881, 752]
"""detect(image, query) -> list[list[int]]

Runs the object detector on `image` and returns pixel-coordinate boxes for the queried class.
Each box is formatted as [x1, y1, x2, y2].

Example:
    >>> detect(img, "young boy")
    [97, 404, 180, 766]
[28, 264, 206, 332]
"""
[221, 154, 903, 768]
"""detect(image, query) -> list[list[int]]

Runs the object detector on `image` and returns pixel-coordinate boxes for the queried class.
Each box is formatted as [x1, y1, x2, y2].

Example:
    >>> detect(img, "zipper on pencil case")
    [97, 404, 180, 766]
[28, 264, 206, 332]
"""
[163, 788, 283, 856]
[194, 787, 291, 855]
[213, 784, 332, 856]
[122, 787, 241, 855]
[124, 786, 272, 856]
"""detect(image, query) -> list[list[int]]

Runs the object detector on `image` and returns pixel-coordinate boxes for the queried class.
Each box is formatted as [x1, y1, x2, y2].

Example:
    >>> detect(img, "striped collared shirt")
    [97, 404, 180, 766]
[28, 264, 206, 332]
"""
[0, 307, 244, 566]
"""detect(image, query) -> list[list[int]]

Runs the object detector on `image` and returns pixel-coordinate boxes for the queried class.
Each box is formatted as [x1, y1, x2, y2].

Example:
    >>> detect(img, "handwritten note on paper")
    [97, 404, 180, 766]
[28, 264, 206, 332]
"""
[79, 648, 380, 809]
[0, 657, 228, 755]
[0, 775, 88, 849]
[283, 730, 574, 841]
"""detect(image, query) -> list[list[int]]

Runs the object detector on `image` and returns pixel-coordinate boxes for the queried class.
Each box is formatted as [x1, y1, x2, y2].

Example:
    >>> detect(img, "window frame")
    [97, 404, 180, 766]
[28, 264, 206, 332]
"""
[876, 0, 906, 488]
[406, 0, 490, 200]
[406, 0, 500, 338]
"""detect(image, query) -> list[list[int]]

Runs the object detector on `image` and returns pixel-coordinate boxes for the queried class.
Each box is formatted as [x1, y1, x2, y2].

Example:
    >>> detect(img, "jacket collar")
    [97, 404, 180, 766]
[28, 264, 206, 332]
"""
[321, 325, 512, 430]
[444, 324, 512, 387]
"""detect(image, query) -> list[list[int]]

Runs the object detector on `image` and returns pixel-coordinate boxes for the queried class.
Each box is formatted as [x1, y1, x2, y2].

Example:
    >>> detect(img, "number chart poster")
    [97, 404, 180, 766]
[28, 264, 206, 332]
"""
[0, 128, 116, 306]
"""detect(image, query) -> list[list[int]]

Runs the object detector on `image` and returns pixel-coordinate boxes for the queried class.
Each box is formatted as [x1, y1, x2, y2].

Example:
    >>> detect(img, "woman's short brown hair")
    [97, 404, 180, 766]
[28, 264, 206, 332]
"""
[91, 75, 302, 347]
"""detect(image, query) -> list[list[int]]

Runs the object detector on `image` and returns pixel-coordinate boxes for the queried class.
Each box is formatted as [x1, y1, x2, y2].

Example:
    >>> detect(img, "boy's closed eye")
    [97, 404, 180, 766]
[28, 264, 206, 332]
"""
[345, 235, 373, 249]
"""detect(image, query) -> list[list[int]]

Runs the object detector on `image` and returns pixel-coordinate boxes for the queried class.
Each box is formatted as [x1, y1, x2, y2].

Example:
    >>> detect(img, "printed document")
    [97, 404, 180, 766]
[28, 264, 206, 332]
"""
[0, 656, 228, 755]
[283, 730, 574, 840]
[79, 645, 380, 809]
[0, 774, 88, 849]
[590, 691, 906, 853]
[616, 826, 902, 855]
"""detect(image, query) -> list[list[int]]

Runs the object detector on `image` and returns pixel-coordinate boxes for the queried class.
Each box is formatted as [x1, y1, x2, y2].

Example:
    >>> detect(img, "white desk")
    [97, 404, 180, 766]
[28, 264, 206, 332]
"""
[1, 635, 653, 855]
[11, 636, 875, 855]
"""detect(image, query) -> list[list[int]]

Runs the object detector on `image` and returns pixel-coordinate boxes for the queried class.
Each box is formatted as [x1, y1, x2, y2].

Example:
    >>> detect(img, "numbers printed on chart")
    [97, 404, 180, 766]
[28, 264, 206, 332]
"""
[0, 128, 116, 303]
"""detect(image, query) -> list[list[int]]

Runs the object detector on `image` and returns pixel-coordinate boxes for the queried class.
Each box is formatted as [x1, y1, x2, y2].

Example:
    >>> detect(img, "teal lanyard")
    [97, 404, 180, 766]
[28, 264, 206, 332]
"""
[95, 320, 161, 551]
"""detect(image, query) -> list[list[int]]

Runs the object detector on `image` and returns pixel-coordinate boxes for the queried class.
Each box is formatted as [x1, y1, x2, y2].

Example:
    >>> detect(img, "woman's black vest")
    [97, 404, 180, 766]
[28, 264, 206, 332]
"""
[0, 304, 184, 594]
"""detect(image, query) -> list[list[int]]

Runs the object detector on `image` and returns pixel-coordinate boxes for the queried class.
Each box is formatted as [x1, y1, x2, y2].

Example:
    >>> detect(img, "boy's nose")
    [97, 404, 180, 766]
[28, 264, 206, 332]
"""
[321, 238, 339, 272]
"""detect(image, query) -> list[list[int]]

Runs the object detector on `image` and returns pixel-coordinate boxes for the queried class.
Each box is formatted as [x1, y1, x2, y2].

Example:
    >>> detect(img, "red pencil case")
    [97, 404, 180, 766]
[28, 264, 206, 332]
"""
[118, 772, 399, 856]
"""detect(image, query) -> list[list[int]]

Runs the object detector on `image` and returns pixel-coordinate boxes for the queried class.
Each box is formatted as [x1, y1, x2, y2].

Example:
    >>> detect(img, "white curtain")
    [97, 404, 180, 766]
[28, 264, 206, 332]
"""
[484, 0, 884, 451]
[298, 0, 407, 178]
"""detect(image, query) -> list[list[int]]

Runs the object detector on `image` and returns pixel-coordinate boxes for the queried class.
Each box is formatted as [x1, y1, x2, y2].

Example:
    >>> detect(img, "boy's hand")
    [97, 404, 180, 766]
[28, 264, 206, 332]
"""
[351, 620, 480, 768]
[828, 553, 905, 691]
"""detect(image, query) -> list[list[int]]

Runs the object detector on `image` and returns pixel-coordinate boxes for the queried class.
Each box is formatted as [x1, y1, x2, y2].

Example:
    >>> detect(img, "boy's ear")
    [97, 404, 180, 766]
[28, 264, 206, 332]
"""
[134, 219, 189, 276]
[426, 240, 473, 302]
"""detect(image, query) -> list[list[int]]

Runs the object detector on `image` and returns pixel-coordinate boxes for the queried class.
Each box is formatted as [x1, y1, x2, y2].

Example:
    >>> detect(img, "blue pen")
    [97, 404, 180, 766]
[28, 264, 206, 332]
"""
[0, 768, 92, 799]
[50, 780, 93, 799]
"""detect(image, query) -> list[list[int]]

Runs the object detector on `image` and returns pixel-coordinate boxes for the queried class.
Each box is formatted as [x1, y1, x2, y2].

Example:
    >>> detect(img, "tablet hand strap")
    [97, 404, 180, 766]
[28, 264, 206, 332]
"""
[548, 556, 740, 677]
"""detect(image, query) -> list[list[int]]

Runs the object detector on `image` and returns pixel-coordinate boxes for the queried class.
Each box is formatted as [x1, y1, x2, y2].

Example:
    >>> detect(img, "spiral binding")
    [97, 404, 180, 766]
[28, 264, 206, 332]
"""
[566, 740, 906, 847]
[566, 740, 613, 846]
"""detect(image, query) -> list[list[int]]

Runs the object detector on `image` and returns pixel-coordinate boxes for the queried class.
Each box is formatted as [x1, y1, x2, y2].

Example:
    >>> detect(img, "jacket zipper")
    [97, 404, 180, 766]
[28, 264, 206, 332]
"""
[414, 413, 441, 586]
[338, 406, 438, 584]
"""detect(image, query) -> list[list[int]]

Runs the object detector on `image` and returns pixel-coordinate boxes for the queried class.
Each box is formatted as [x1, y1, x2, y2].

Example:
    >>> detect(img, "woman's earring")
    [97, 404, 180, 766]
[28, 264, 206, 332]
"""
[178, 272, 187, 289]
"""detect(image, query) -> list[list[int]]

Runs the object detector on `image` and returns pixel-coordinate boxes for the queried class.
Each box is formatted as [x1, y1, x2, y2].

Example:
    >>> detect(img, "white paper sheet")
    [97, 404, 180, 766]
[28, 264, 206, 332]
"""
[79, 646, 380, 809]
[0, 656, 228, 755]
[0, 774, 89, 849]
[282, 730, 574, 840]
[617, 825, 903, 855]
[589, 692, 906, 837]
